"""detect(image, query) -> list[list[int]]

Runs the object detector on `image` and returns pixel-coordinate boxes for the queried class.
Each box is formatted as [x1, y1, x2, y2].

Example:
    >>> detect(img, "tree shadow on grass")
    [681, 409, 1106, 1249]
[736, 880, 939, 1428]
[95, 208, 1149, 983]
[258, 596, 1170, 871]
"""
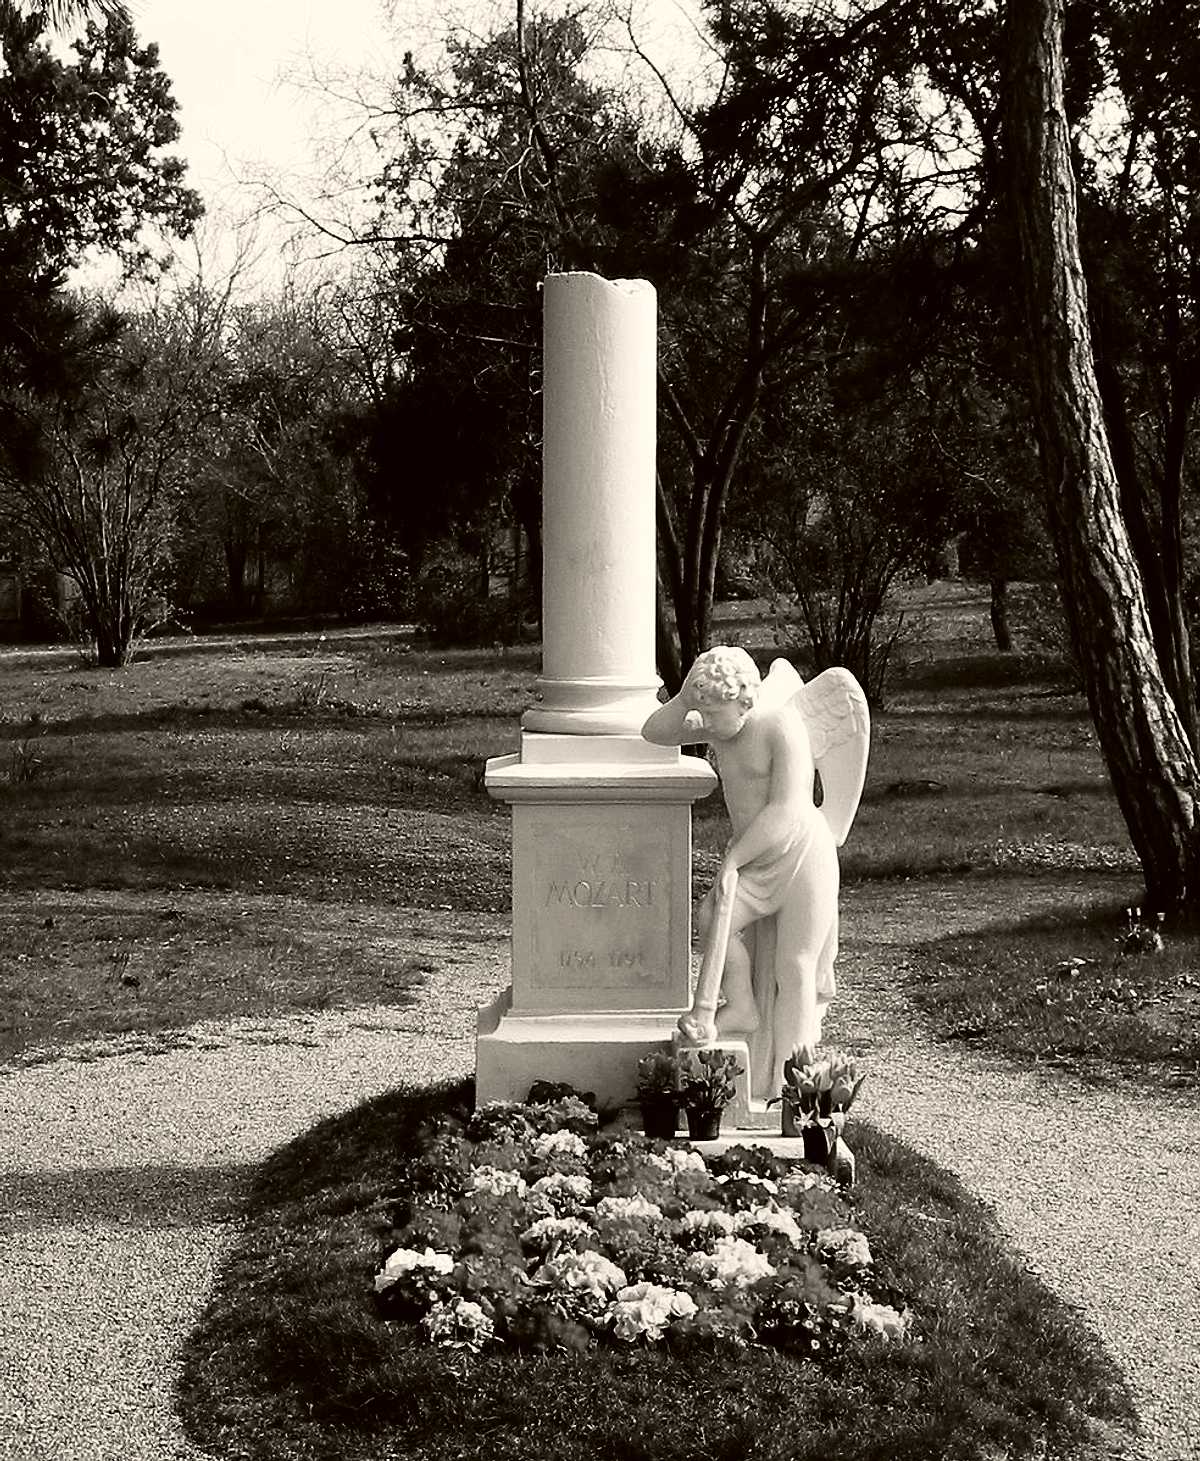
[900, 651, 1076, 696]
[175, 1081, 1139, 1461]
[0, 703, 524, 742]
[2, 1163, 247, 1229]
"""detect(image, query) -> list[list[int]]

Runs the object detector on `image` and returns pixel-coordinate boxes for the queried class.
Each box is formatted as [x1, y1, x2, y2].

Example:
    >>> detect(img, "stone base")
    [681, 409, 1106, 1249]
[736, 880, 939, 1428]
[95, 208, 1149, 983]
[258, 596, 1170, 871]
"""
[476, 994, 788, 1132]
[476, 988, 687, 1107]
[611, 1112, 802, 1155]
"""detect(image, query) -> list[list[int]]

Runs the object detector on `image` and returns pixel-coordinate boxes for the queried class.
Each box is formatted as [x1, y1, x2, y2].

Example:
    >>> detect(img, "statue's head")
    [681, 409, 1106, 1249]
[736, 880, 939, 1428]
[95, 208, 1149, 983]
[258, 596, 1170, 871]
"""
[689, 646, 761, 709]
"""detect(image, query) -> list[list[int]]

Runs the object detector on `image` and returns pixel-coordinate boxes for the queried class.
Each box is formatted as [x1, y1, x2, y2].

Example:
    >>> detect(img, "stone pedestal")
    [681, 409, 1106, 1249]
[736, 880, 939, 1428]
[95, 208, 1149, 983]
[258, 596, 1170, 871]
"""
[478, 735, 714, 1105]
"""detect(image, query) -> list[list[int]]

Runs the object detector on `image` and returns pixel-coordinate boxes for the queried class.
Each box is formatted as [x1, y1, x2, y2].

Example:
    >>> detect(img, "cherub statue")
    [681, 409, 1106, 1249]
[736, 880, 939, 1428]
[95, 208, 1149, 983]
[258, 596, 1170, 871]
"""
[642, 647, 869, 1099]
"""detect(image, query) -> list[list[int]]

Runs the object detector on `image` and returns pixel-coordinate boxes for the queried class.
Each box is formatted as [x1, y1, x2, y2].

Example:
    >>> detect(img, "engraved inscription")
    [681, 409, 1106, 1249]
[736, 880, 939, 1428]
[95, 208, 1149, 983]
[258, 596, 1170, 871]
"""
[558, 946, 646, 970]
[520, 809, 678, 1007]
[546, 878, 656, 909]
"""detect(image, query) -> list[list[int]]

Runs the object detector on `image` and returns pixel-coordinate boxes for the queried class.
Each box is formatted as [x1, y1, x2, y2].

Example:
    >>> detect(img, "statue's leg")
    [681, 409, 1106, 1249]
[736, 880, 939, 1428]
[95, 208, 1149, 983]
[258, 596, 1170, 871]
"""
[678, 891, 719, 1043]
[715, 924, 759, 1035]
[680, 887, 757, 1044]
[770, 840, 840, 1091]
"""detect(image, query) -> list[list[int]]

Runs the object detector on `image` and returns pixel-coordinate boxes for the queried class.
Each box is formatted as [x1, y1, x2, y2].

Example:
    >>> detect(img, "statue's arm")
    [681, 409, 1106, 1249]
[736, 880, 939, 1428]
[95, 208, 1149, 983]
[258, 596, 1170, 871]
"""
[641, 691, 708, 746]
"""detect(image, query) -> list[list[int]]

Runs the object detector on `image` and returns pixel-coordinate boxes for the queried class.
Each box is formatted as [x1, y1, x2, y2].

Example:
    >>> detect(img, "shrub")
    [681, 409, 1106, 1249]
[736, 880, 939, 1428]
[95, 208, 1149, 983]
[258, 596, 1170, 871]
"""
[411, 547, 529, 648]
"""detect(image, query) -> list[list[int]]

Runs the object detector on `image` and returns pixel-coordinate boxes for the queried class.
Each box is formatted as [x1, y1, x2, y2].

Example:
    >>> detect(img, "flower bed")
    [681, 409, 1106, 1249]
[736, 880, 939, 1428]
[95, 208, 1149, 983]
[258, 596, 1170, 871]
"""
[373, 1091, 912, 1356]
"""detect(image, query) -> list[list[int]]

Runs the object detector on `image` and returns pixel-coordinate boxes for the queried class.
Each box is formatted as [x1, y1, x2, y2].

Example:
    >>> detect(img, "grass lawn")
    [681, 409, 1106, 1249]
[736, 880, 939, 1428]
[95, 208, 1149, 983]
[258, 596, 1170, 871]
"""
[3, 584, 1182, 1084]
[0, 633, 528, 1062]
[906, 898, 1200, 1087]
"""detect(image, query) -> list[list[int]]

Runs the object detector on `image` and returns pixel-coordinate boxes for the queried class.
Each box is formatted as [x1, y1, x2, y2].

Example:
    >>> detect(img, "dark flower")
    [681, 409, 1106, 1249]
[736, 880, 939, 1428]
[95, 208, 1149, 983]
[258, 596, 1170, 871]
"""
[502, 1301, 596, 1352]
[392, 1205, 463, 1255]
[788, 1184, 853, 1232]
[604, 1232, 692, 1289]
[707, 1145, 787, 1181]
[666, 1307, 755, 1354]
[398, 1133, 470, 1207]
[466, 1102, 537, 1144]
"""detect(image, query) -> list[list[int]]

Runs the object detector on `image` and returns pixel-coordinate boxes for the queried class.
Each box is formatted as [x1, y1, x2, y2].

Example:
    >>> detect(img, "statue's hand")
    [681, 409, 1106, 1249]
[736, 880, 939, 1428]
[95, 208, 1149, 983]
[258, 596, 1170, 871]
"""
[678, 1011, 717, 1045]
[679, 658, 711, 710]
[718, 855, 739, 901]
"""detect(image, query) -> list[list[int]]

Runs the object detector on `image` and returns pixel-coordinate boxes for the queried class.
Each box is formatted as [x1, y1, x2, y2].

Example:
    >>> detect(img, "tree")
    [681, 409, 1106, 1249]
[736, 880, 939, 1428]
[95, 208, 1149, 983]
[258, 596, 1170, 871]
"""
[0, 9, 200, 306]
[350, 1, 950, 683]
[1076, 0, 1200, 749]
[9, 1, 128, 25]
[191, 280, 374, 619]
[1004, 0, 1200, 911]
[0, 6, 201, 655]
[0, 5, 200, 426]
[595, 0, 946, 684]
[738, 361, 966, 701]
[347, 8, 636, 619]
[900, 0, 1200, 742]
[1, 294, 225, 664]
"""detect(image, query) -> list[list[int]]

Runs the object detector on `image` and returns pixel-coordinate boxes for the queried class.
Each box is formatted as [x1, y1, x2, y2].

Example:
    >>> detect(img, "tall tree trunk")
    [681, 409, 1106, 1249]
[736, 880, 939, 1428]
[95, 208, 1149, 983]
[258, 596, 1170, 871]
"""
[990, 577, 1012, 652]
[223, 536, 248, 616]
[655, 555, 682, 694]
[1093, 352, 1198, 749]
[1004, 0, 1200, 912]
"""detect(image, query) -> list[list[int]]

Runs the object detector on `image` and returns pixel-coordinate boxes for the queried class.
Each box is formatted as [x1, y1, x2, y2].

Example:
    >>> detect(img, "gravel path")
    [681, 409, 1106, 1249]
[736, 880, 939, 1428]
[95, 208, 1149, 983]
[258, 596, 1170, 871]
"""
[2, 881, 1196, 1460]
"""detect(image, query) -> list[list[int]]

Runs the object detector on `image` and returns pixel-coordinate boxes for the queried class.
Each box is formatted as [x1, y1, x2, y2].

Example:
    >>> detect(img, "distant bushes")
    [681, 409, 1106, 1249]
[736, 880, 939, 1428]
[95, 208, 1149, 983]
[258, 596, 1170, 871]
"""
[411, 546, 533, 648]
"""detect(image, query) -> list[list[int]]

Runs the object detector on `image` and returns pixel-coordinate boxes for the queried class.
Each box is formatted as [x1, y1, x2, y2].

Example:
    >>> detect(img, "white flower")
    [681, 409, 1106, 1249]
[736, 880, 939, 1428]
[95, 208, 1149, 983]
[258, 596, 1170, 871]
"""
[422, 1297, 495, 1351]
[780, 1167, 840, 1199]
[734, 1203, 805, 1246]
[373, 1245, 455, 1293]
[609, 1282, 698, 1342]
[520, 1215, 593, 1251]
[679, 1208, 736, 1237]
[664, 1147, 707, 1176]
[715, 1170, 779, 1194]
[532, 1129, 588, 1159]
[533, 1249, 628, 1297]
[686, 1235, 776, 1289]
[846, 1294, 909, 1339]
[595, 1194, 665, 1223]
[469, 1165, 527, 1198]
[817, 1227, 872, 1267]
[527, 1172, 593, 1213]
[641, 1151, 673, 1173]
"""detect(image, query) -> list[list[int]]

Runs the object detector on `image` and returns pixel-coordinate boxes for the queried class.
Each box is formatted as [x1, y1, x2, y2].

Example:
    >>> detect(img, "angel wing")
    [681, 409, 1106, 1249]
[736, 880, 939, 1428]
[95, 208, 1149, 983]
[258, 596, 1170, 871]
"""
[761, 658, 870, 847]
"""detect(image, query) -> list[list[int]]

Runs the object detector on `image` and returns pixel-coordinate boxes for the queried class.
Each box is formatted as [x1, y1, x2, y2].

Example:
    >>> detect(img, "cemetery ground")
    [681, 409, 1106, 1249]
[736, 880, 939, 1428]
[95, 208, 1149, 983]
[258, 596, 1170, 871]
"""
[0, 580, 1196, 1458]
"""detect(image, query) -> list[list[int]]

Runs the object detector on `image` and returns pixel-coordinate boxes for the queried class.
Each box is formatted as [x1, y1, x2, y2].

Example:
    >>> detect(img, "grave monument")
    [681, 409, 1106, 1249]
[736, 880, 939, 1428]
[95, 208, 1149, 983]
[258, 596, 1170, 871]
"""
[476, 272, 716, 1106]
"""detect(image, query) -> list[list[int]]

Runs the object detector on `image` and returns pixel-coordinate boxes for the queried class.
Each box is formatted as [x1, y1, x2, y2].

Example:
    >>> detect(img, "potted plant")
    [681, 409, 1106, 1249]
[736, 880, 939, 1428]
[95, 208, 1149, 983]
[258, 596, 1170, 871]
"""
[773, 1049, 865, 1173]
[678, 1048, 743, 1140]
[635, 1052, 682, 1139]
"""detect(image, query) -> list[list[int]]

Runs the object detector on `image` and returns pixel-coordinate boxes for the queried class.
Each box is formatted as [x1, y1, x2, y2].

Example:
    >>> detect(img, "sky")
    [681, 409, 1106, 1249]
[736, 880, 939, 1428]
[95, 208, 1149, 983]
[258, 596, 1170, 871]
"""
[128, 0, 393, 199]
[103, 0, 706, 296]
[114, 0, 404, 287]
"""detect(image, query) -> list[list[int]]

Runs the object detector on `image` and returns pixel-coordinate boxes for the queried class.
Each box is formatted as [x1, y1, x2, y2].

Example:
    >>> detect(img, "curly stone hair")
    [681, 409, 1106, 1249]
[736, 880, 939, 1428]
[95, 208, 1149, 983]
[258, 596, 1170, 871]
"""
[688, 646, 760, 708]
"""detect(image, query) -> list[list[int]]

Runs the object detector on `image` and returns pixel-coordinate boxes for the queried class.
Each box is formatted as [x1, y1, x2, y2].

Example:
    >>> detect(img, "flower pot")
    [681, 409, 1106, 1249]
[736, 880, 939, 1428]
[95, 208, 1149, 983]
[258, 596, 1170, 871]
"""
[639, 1095, 680, 1140]
[685, 1106, 723, 1141]
[802, 1124, 834, 1165]
[780, 1097, 803, 1138]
